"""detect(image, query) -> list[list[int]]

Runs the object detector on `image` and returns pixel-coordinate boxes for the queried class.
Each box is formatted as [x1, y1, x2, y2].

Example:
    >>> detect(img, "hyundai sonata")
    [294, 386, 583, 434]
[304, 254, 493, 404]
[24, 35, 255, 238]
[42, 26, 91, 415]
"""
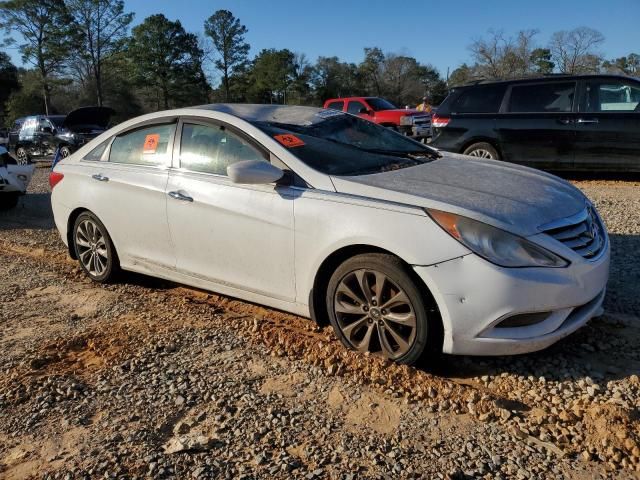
[50, 105, 609, 364]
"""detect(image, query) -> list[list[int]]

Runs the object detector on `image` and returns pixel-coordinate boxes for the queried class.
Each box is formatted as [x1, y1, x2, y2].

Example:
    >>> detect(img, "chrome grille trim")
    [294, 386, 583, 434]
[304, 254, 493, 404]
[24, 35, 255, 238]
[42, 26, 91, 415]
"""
[542, 207, 605, 260]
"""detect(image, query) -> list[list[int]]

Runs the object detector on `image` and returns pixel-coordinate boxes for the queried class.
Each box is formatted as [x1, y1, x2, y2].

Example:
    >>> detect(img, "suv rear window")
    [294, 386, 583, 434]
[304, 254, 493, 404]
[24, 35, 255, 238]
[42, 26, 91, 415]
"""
[326, 101, 344, 111]
[451, 85, 507, 113]
[508, 82, 576, 113]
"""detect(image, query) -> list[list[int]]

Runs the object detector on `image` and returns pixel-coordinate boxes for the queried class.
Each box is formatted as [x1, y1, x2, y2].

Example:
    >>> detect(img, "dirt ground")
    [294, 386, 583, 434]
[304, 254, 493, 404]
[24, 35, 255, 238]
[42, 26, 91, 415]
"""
[0, 166, 639, 479]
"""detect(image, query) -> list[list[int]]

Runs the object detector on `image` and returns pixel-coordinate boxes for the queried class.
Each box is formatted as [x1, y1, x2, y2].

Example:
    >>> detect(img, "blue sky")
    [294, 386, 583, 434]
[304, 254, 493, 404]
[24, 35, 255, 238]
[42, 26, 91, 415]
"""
[5, 0, 640, 79]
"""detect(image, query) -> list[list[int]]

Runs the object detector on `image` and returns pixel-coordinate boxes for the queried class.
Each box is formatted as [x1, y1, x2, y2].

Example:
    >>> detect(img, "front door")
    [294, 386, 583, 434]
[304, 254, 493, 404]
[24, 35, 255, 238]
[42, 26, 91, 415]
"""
[573, 78, 640, 172]
[497, 81, 578, 170]
[165, 119, 296, 302]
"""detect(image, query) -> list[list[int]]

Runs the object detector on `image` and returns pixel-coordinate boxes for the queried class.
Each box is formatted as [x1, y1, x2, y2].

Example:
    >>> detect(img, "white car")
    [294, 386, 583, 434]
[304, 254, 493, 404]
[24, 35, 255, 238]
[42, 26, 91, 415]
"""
[0, 146, 34, 209]
[49, 105, 609, 364]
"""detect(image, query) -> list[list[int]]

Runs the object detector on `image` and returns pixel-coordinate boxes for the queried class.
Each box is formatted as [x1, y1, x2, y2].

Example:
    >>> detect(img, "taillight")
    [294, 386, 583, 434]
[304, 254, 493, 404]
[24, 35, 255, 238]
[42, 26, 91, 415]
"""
[432, 114, 450, 128]
[49, 171, 64, 189]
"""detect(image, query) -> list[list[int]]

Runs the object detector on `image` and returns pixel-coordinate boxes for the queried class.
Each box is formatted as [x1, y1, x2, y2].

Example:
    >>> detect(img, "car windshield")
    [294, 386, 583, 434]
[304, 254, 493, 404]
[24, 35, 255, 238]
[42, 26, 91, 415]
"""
[49, 117, 65, 127]
[251, 110, 440, 176]
[366, 98, 397, 111]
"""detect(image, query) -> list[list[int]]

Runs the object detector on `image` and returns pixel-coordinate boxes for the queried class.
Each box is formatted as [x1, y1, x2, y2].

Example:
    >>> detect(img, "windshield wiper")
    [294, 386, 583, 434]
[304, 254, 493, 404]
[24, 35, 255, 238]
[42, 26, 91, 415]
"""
[357, 147, 441, 160]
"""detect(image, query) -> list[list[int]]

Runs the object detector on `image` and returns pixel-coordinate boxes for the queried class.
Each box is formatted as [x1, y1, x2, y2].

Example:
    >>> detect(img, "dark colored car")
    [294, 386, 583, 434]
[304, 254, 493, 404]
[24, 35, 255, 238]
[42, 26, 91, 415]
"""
[9, 107, 114, 164]
[431, 74, 640, 172]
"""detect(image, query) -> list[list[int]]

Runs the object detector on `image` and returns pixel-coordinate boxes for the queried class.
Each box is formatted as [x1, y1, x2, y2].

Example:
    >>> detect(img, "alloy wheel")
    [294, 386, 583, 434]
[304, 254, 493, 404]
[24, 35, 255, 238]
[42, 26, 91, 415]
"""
[16, 149, 28, 165]
[75, 219, 109, 277]
[467, 148, 494, 159]
[334, 269, 417, 360]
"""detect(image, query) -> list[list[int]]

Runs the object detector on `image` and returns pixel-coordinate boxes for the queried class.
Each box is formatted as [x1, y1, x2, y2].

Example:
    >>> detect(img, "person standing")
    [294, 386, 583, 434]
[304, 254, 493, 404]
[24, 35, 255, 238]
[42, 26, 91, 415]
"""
[416, 96, 432, 113]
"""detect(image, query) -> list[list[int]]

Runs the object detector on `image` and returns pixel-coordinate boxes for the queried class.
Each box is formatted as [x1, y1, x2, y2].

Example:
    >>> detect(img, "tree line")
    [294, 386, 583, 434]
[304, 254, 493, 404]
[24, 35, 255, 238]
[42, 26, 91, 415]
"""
[0, 1, 638, 127]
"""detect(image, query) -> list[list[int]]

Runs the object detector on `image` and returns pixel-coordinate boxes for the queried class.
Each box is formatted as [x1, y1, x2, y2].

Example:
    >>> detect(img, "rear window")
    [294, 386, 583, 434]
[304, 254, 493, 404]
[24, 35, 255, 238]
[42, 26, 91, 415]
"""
[109, 123, 175, 166]
[326, 101, 344, 111]
[451, 85, 506, 113]
[508, 82, 576, 113]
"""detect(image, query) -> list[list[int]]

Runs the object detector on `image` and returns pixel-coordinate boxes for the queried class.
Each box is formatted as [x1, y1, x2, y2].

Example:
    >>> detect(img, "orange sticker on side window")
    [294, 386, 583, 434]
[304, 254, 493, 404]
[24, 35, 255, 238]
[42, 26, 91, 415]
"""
[143, 134, 160, 154]
[274, 134, 305, 148]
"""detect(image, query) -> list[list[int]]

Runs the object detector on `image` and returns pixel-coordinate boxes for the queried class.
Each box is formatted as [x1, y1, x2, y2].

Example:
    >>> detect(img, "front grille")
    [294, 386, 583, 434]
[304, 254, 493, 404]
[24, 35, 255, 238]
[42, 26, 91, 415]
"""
[543, 207, 605, 259]
[413, 115, 430, 125]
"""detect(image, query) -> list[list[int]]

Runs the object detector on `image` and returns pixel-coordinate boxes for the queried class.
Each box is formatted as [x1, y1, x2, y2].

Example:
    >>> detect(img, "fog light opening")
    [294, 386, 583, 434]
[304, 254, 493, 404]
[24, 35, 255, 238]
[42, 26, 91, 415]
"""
[495, 312, 551, 328]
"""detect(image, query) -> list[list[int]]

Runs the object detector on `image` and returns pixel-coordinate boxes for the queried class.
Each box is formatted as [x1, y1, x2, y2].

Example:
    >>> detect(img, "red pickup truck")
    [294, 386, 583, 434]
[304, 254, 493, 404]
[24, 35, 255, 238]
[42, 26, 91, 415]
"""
[323, 96, 431, 139]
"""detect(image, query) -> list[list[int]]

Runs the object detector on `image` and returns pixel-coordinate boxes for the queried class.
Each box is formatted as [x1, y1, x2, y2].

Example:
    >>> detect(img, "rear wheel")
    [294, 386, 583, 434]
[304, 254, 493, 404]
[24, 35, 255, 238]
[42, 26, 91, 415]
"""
[326, 253, 433, 365]
[73, 212, 120, 283]
[463, 142, 500, 160]
[0, 193, 19, 209]
[15, 147, 30, 165]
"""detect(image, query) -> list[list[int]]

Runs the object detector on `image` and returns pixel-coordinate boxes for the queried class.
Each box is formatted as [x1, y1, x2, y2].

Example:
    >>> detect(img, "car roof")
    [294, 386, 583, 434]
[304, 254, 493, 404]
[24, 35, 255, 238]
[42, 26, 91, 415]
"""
[196, 103, 338, 126]
[455, 73, 640, 89]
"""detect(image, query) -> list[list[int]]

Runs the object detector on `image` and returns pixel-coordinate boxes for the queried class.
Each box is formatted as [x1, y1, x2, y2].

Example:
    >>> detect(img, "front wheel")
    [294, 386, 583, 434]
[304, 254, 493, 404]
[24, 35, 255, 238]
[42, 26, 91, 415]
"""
[326, 253, 433, 365]
[15, 147, 30, 165]
[463, 142, 500, 160]
[73, 212, 120, 282]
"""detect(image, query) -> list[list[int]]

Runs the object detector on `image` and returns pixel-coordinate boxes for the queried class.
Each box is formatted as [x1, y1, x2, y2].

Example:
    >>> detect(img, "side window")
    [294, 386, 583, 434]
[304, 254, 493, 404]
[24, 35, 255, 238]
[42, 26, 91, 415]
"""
[84, 140, 109, 161]
[109, 123, 174, 166]
[347, 101, 367, 114]
[508, 82, 576, 113]
[20, 118, 37, 137]
[179, 123, 266, 176]
[583, 81, 640, 112]
[452, 85, 507, 113]
[326, 101, 344, 111]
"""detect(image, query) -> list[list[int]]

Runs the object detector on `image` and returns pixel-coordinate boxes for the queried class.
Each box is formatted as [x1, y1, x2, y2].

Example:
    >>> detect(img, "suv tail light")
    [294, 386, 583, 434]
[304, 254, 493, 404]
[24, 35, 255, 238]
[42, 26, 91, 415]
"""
[49, 171, 64, 189]
[432, 114, 450, 128]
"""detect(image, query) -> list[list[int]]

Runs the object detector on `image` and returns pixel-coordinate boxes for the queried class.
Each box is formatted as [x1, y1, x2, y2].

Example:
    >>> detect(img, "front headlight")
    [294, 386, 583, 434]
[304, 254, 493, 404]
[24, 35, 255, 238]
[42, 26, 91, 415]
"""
[399, 115, 414, 126]
[427, 209, 568, 268]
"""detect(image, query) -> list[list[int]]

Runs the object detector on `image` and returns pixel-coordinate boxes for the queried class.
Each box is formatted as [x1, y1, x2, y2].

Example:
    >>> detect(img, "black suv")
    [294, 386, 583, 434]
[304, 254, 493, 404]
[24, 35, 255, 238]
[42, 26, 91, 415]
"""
[431, 74, 640, 172]
[8, 107, 114, 164]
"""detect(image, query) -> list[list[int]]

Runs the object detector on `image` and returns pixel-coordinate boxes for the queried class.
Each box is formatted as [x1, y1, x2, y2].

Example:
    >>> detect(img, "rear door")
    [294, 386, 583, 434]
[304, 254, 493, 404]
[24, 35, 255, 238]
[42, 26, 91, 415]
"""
[325, 100, 345, 112]
[573, 78, 640, 172]
[79, 121, 177, 269]
[165, 118, 296, 302]
[497, 81, 578, 170]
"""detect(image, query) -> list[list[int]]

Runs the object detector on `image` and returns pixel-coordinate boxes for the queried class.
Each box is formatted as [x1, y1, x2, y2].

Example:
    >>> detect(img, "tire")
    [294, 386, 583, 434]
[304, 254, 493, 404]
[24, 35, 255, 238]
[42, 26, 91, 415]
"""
[326, 253, 434, 365]
[0, 193, 20, 210]
[59, 146, 72, 158]
[15, 147, 30, 165]
[72, 211, 120, 283]
[463, 142, 500, 160]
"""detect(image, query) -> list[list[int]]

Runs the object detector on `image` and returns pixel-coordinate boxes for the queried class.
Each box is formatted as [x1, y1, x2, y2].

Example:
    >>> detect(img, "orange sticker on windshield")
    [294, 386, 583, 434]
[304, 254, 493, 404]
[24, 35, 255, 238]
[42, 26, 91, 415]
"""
[274, 134, 305, 148]
[143, 134, 160, 154]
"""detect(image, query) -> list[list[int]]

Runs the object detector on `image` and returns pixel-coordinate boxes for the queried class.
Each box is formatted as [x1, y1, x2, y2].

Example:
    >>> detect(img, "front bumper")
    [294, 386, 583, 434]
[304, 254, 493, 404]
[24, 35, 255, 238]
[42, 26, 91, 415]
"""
[413, 243, 610, 356]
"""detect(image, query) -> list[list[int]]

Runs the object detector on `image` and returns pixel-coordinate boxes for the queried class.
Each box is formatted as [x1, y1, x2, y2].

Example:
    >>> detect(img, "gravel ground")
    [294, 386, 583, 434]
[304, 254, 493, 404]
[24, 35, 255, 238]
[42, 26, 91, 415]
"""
[0, 166, 639, 479]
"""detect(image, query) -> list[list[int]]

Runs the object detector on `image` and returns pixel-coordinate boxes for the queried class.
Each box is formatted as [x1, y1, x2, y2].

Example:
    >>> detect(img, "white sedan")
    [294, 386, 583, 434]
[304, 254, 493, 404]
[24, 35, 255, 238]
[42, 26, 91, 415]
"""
[50, 105, 609, 364]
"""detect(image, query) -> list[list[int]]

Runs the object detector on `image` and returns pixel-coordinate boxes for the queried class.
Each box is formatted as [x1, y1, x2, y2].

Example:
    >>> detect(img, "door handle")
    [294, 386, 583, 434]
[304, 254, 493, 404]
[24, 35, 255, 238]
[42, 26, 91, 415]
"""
[92, 173, 109, 182]
[576, 118, 599, 124]
[168, 191, 193, 202]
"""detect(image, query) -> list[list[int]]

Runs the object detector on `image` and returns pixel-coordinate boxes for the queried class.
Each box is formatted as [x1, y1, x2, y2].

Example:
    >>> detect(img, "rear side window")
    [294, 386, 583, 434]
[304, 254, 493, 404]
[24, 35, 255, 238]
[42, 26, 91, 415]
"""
[583, 80, 640, 112]
[179, 123, 266, 176]
[109, 123, 175, 166]
[84, 140, 109, 161]
[451, 85, 506, 113]
[326, 101, 344, 111]
[347, 101, 367, 114]
[508, 82, 576, 113]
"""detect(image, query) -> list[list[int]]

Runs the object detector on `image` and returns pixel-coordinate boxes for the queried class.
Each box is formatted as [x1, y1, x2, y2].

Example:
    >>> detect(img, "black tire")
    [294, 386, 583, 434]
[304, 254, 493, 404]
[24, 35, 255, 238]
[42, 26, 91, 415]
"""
[0, 193, 20, 210]
[326, 253, 435, 365]
[15, 147, 30, 165]
[72, 211, 120, 283]
[59, 146, 72, 158]
[463, 142, 500, 160]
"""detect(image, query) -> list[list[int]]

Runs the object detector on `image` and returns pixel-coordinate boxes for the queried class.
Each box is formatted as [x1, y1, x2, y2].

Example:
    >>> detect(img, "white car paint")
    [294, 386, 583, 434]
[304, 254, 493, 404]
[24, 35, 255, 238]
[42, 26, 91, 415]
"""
[0, 146, 35, 197]
[50, 106, 609, 356]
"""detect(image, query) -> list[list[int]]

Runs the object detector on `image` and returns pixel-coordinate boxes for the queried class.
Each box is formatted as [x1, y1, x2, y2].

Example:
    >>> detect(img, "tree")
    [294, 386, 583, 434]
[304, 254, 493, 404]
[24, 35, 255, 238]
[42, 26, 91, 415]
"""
[469, 29, 539, 79]
[247, 48, 296, 103]
[66, 0, 134, 106]
[311, 56, 362, 102]
[447, 63, 474, 87]
[602, 53, 640, 75]
[5, 69, 45, 123]
[359, 47, 384, 96]
[0, 0, 74, 114]
[0, 51, 19, 123]
[204, 10, 249, 101]
[530, 48, 554, 74]
[549, 27, 604, 74]
[128, 14, 209, 110]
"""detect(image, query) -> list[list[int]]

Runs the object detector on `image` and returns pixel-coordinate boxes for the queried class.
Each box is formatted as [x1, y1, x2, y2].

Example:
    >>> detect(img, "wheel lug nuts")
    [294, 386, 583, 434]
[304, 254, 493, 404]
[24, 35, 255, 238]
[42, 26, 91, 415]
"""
[381, 309, 387, 314]
[372, 300, 377, 306]
[363, 305, 369, 311]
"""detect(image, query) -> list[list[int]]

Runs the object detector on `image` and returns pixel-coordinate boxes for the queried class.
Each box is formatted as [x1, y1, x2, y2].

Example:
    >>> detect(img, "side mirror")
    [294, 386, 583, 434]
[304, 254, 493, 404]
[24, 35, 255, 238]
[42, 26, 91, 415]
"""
[227, 160, 284, 185]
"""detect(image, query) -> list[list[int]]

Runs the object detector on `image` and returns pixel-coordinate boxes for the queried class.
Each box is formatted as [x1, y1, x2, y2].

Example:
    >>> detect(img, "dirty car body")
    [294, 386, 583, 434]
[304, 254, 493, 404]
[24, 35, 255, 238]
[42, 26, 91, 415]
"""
[49, 105, 609, 362]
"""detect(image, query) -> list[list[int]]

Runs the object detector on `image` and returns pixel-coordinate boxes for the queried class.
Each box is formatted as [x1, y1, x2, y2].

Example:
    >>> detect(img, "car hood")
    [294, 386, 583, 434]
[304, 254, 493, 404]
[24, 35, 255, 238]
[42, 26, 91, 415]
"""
[330, 152, 588, 237]
[63, 106, 115, 130]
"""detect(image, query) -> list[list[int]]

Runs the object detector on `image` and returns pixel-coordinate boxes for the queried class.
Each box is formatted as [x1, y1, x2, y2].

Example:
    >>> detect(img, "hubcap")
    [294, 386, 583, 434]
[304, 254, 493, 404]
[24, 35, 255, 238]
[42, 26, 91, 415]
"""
[75, 219, 108, 277]
[334, 269, 417, 360]
[468, 148, 494, 159]
[16, 150, 28, 165]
